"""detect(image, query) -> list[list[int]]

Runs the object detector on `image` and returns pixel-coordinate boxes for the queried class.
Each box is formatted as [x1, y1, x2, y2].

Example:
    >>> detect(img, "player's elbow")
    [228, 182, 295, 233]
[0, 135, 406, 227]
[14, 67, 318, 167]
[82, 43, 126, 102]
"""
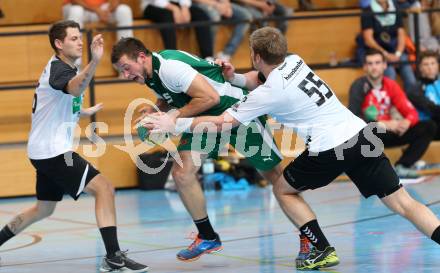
[206, 94, 220, 107]
[65, 84, 82, 97]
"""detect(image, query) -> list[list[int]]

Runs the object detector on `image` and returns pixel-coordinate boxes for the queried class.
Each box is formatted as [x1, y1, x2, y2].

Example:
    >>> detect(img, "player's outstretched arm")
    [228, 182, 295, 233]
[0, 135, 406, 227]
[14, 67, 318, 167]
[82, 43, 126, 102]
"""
[66, 34, 104, 97]
[217, 59, 260, 91]
[146, 111, 240, 135]
[80, 103, 103, 117]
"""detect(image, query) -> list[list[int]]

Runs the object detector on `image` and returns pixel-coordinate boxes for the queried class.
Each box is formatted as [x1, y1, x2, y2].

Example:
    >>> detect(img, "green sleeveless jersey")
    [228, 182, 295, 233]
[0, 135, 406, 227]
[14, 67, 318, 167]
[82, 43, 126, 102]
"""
[145, 50, 246, 116]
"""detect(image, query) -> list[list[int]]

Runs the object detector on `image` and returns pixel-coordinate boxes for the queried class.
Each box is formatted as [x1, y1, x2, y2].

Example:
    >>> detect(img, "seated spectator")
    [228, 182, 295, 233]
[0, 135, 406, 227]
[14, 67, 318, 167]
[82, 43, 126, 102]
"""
[363, 0, 438, 52]
[191, 0, 252, 61]
[298, 0, 314, 10]
[141, 0, 215, 59]
[63, 0, 133, 40]
[348, 49, 437, 178]
[360, 0, 417, 92]
[360, 0, 372, 8]
[360, 0, 419, 9]
[408, 50, 440, 139]
[395, 0, 419, 10]
[233, 0, 292, 34]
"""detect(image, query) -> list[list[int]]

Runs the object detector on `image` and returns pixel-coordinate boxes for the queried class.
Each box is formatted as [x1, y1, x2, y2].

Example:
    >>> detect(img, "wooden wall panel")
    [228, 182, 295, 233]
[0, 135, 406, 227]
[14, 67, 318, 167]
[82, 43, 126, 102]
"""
[0, 0, 62, 25]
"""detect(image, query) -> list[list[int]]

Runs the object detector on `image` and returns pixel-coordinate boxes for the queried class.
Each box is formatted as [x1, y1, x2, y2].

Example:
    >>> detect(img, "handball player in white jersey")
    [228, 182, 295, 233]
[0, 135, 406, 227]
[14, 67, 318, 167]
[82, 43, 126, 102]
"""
[146, 27, 440, 270]
[0, 20, 148, 273]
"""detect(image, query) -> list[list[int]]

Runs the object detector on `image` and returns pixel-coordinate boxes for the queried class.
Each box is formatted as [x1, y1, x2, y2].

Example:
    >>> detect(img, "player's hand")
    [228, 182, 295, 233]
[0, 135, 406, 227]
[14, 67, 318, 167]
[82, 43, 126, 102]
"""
[81, 103, 103, 116]
[134, 105, 157, 125]
[216, 60, 235, 81]
[141, 112, 178, 134]
[91, 34, 104, 62]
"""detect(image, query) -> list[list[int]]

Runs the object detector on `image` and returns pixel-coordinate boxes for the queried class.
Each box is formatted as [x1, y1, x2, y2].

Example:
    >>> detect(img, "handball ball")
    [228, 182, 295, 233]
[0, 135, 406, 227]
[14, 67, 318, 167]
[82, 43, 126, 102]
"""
[136, 117, 169, 145]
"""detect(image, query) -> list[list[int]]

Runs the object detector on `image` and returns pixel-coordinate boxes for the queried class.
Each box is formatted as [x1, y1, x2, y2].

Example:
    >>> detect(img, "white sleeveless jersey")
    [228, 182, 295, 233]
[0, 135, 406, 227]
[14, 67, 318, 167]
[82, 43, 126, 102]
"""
[227, 54, 367, 152]
[27, 56, 82, 159]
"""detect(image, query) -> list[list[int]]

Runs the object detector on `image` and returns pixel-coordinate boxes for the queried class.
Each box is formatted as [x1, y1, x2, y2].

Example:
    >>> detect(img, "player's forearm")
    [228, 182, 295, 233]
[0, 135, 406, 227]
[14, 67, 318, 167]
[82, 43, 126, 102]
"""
[66, 60, 99, 97]
[79, 107, 94, 117]
[79, 109, 91, 117]
[156, 99, 171, 112]
[229, 71, 260, 90]
[244, 71, 261, 90]
[177, 97, 219, 118]
[174, 112, 238, 134]
[175, 115, 228, 133]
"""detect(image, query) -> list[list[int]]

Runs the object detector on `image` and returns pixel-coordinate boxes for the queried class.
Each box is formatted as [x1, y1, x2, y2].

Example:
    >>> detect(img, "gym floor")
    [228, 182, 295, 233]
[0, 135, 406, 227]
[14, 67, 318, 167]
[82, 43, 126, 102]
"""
[1, 176, 440, 273]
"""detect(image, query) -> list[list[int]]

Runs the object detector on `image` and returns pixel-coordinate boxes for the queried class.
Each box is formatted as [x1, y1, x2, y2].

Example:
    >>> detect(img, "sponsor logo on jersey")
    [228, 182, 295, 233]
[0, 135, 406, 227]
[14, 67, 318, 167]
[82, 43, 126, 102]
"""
[231, 96, 247, 112]
[283, 60, 303, 81]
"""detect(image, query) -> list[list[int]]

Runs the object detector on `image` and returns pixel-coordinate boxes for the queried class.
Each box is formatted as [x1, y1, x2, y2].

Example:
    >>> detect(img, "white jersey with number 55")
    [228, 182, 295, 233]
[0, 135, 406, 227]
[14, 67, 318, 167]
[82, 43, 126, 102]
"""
[226, 54, 366, 152]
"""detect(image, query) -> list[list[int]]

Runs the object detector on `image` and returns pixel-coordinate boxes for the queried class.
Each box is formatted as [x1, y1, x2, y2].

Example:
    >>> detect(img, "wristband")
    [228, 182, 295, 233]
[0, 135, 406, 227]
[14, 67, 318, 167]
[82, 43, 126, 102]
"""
[175, 118, 194, 134]
[395, 51, 402, 58]
[230, 73, 246, 87]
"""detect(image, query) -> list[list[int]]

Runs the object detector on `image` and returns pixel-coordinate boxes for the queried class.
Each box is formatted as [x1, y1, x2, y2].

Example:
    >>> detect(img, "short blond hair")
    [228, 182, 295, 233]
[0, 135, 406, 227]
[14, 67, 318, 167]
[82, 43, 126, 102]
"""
[249, 27, 287, 65]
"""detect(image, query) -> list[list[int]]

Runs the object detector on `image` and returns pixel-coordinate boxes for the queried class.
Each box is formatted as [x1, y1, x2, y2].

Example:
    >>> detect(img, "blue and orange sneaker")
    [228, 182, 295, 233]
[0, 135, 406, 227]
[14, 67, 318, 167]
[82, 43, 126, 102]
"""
[177, 233, 223, 262]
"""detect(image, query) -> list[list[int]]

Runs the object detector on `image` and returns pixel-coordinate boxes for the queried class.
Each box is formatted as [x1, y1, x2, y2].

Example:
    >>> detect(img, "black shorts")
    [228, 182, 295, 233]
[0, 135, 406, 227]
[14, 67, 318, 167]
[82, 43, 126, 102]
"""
[30, 152, 100, 201]
[283, 124, 401, 198]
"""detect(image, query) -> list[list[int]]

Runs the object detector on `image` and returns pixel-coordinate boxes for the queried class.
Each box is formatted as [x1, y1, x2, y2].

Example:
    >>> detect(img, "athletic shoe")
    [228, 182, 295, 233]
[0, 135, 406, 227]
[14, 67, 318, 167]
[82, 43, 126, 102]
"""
[295, 235, 311, 267]
[99, 250, 149, 272]
[177, 233, 223, 262]
[395, 164, 420, 179]
[297, 246, 339, 270]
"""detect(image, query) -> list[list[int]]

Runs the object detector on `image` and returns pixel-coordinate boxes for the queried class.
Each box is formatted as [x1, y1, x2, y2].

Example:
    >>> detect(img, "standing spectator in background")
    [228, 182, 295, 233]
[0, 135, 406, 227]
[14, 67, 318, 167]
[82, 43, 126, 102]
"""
[408, 50, 440, 138]
[191, 0, 252, 61]
[430, 0, 440, 37]
[360, 0, 417, 92]
[63, 0, 134, 40]
[349, 49, 436, 178]
[234, 0, 292, 34]
[400, 0, 439, 52]
[141, 0, 215, 60]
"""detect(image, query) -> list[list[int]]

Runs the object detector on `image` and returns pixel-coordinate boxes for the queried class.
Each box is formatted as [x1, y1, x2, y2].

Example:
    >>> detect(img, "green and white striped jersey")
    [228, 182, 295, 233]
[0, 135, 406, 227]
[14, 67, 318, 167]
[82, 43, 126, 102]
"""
[145, 50, 246, 116]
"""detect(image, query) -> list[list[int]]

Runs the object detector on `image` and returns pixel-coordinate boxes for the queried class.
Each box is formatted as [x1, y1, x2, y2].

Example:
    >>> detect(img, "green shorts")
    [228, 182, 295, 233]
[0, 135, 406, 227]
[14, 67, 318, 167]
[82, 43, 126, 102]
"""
[177, 116, 282, 171]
